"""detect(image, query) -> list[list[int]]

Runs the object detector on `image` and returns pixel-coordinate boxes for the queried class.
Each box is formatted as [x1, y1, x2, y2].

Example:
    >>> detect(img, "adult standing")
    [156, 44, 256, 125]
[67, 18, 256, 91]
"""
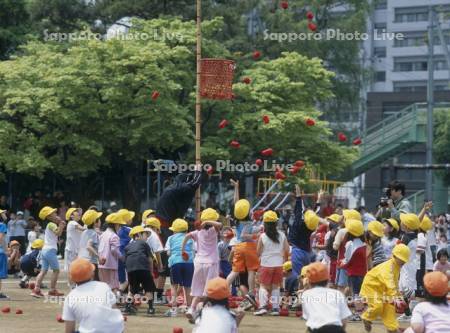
[387, 181, 411, 220]
[8, 211, 27, 255]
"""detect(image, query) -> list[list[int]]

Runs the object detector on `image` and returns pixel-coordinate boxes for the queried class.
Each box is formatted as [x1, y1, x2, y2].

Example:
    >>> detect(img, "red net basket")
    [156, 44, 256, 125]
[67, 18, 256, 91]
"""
[200, 59, 235, 100]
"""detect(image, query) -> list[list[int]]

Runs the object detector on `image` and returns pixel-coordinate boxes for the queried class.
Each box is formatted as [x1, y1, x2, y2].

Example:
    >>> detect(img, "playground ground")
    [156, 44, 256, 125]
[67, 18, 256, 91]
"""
[0, 271, 403, 333]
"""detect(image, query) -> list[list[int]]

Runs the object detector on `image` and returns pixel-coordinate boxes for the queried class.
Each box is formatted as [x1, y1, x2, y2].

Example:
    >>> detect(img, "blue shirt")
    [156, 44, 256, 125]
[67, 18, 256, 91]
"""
[236, 221, 261, 243]
[118, 226, 131, 255]
[0, 223, 7, 254]
[165, 232, 194, 267]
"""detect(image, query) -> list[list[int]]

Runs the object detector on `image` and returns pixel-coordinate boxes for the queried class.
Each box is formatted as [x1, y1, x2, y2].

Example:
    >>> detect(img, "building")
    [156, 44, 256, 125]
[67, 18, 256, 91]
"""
[361, 0, 450, 210]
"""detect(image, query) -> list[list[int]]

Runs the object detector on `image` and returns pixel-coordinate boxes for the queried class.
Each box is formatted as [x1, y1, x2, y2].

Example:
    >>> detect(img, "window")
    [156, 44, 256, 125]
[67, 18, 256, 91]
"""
[374, 47, 386, 58]
[395, 7, 428, 23]
[375, 0, 387, 10]
[394, 56, 448, 72]
[375, 71, 386, 82]
[393, 80, 450, 92]
[374, 22, 387, 30]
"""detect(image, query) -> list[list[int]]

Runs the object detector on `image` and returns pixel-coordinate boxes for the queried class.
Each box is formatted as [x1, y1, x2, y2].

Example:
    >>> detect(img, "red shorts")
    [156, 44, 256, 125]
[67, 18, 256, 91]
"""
[259, 266, 283, 286]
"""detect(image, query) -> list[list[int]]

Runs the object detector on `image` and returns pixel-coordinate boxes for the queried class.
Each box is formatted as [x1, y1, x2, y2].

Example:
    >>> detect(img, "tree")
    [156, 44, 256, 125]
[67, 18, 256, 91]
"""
[0, 0, 29, 60]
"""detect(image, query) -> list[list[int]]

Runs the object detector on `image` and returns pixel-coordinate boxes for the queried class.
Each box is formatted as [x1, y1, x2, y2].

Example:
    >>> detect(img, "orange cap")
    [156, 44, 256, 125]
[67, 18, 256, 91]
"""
[306, 262, 329, 284]
[206, 277, 230, 300]
[424, 271, 449, 297]
[69, 258, 95, 283]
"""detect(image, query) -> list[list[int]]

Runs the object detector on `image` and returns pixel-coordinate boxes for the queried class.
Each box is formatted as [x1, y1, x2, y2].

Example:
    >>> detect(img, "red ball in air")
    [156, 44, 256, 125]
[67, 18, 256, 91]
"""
[305, 118, 315, 127]
[218, 119, 229, 129]
[338, 132, 347, 142]
[280, 1, 289, 10]
[261, 148, 274, 157]
[262, 115, 270, 124]
[151, 91, 160, 101]
[306, 11, 314, 20]
[290, 166, 300, 175]
[275, 171, 286, 180]
[294, 160, 305, 168]
[255, 159, 263, 166]
[242, 77, 251, 84]
[230, 140, 241, 149]
[207, 166, 214, 175]
[308, 23, 317, 32]
[253, 51, 261, 60]
[353, 138, 362, 146]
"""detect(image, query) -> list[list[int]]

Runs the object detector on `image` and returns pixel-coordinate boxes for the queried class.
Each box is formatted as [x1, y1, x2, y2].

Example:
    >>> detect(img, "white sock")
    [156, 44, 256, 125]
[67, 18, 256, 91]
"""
[271, 288, 280, 310]
[259, 288, 269, 308]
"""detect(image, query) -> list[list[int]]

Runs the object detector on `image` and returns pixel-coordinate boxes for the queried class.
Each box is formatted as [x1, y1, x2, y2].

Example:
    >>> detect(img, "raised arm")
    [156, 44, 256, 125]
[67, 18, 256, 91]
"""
[230, 179, 239, 204]
[294, 184, 304, 223]
[418, 201, 432, 222]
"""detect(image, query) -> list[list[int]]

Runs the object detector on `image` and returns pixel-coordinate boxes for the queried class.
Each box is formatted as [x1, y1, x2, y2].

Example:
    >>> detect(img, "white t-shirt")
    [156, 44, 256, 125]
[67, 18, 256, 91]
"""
[193, 305, 237, 333]
[43, 222, 58, 250]
[301, 287, 352, 329]
[78, 229, 99, 264]
[410, 302, 450, 333]
[417, 232, 433, 271]
[427, 227, 437, 246]
[62, 281, 123, 333]
[66, 221, 84, 253]
[146, 231, 164, 253]
[381, 236, 398, 258]
[27, 231, 44, 253]
[260, 231, 286, 267]
[400, 239, 418, 292]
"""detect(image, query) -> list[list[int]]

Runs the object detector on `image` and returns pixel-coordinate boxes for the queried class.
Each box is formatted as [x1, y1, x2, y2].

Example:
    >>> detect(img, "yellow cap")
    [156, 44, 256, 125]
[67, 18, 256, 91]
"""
[0, 209, 5, 214]
[31, 239, 44, 249]
[82, 210, 103, 226]
[65, 208, 78, 221]
[129, 225, 147, 237]
[282, 261, 292, 272]
[117, 209, 135, 222]
[234, 199, 250, 220]
[263, 210, 278, 223]
[145, 217, 161, 230]
[105, 213, 126, 225]
[169, 218, 188, 233]
[385, 218, 399, 231]
[420, 215, 433, 231]
[327, 214, 342, 224]
[142, 209, 155, 221]
[304, 210, 319, 231]
[343, 209, 361, 221]
[300, 264, 310, 278]
[368, 220, 384, 238]
[345, 219, 364, 237]
[201, 208, 220, 222]
[39, 206, 57, 221]
[392, 243, 411, 263]
[400, 213, 420, 231]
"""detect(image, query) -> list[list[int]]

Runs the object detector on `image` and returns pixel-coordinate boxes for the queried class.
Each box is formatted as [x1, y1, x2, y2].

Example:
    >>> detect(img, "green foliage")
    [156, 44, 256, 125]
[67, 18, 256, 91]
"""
[434, 110, 450, 185]
[0, 0, 29, 60]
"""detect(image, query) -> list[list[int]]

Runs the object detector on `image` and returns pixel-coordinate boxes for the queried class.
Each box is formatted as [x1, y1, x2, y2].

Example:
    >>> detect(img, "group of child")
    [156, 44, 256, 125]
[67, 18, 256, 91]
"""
[1, 182, 450, 333]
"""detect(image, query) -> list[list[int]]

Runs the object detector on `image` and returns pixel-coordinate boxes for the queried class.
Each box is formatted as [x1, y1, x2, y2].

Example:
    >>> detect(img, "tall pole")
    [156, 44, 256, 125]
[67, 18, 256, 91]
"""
[426, 6, 434, 201]
[195, 0, 202, 219]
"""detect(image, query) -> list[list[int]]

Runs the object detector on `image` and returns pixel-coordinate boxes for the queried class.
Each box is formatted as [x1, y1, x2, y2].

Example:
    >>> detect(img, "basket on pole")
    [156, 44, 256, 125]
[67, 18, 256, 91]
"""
[200, 59, 236, 100]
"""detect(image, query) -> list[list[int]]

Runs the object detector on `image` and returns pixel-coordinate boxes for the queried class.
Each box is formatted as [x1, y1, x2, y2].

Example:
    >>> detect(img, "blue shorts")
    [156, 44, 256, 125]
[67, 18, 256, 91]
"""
[291, 247, 311, 278]
[335, 268, 348, 287]
[0, 253, 7, 279]
[170, 263, 194, 287]
[41, 248, 60, 271]
[220, 260, 232, 278]
[118, 260, 127, 284]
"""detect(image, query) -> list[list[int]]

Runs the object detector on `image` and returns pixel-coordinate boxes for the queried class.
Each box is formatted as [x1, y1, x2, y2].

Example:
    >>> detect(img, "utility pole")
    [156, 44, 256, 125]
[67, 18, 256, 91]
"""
[426, 6, 435, 201]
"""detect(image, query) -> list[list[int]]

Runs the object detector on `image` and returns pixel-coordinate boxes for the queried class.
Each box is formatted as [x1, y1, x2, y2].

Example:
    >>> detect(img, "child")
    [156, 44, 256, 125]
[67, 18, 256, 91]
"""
[62, 258, 124, 333]
[0, 209, 8, 299]
[193, 277, 245, 333]
[8, 211, 27, 255]
[282, 261, 298, 299]
[433, 248, 450, 278]
[218, 227, 234, 279]
[7, 240, 21, 277]
[141, 209, 156, 225]
[325, 214, 341, 287]
[301, 262, 352, 333]
[79, 209, 103, 281]
[27, 221, 44, 253]
[254, 210, 289, 316]
[116, 209, 134, 294]
[404, 271, 450, 333]
[416, 214, 434, 297]
[360, 244, 411, 333]
[398, 213, 420, 322]
[65, 208, 85, 274]
[144, 217, 164, 282]
[381, 218, 399, 258]
[366, 220, 387, 269]
[19, 239, 43, 288]
[339, 219, 367, 321]
[98, 213, 124, 292]
[31, 206, 66, 298]
[123, 226, 156, 315]
[182, 208, 222, 320]
[164, 218, 194, 317]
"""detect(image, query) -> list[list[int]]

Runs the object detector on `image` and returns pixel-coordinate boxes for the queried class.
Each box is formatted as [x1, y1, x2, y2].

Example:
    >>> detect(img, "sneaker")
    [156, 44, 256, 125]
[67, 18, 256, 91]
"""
[164, 308, 178, 317]
[19, 281, 28, 289]
[350, 313, 362, 322]
[147, 307, 156, 315]
[269, 308, 280, 316]
[397, 314, 411, 322]
[0, 293, 9, 300]
[30, 289, 44, 298]
[245, 294, 258, 308]
[48, 290, 64, 297]
[186, 308, 198, 324]
[254, 308, 268, 316]
[122, 304, 137, 315]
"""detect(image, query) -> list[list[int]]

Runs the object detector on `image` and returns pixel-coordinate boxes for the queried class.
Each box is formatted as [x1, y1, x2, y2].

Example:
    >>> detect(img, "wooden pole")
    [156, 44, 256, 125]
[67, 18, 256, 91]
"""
[195, 0, 202, 220]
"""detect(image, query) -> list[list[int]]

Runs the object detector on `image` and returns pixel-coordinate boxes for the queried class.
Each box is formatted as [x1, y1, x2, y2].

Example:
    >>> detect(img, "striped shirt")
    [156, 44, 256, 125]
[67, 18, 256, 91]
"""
[371, 240, 387, 267]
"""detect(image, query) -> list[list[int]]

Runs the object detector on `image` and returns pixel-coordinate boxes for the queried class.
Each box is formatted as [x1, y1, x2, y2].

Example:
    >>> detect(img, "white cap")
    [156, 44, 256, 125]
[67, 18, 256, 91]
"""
[16, 211, 24, 216]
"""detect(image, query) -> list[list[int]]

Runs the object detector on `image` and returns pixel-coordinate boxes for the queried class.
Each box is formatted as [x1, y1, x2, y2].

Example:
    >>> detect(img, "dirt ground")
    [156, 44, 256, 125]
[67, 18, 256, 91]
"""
[0, 272, 404, 333]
